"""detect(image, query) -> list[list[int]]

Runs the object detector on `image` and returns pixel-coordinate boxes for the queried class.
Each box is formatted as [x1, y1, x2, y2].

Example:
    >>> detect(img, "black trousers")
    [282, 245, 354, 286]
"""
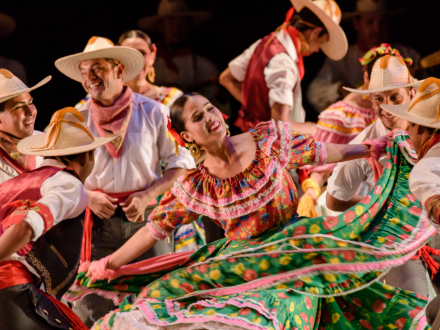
[0, 283, 72, 330]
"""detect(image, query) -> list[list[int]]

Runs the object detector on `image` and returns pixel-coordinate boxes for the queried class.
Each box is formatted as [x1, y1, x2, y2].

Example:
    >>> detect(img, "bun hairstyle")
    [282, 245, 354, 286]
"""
[169, 92, 200, 136]
[118, 30, 153, 49]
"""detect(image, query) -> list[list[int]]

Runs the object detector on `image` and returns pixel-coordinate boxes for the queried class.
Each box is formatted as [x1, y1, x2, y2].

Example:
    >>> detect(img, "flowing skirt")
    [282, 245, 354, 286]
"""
[65, 133, 434, 330]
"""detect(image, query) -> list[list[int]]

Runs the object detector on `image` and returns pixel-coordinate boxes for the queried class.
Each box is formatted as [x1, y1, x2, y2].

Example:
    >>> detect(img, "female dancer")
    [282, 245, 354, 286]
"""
[67, 93, 432, 329]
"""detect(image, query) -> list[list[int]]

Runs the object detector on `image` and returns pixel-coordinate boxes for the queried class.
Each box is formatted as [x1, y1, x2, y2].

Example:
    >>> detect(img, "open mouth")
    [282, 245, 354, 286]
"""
[24, 120, 34, 126]
[381, 112, 395, 121]
[208, 121, 220, 132]
[89, 82, 102, 89]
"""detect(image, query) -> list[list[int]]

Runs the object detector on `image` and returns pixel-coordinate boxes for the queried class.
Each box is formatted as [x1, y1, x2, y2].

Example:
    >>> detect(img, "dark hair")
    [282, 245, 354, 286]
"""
[290, 7, 328, 37]
[45, 150, 93, 167]
[170, 92, 200, 135]
[118, 30, 152, 49]
[0, 101, 5, 113]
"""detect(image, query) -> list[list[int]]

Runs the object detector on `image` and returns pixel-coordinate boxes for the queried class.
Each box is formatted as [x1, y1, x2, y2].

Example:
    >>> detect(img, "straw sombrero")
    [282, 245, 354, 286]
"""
[18, 107, 117, 156]
[342, 0, 405, 20]
[381, 78, 440, 130]
[138, 0, 210, 32]
[0, 69, 51, 104]
[290, 0, 348, 61]
[55, 37, 144, 83]
[344, 55, 423, 94]
[0, 13, 16, 37]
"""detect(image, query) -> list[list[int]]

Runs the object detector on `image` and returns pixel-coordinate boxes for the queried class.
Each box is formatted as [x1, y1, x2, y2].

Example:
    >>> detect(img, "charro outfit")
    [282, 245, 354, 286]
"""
[0, 160, 88, 330]
[66, 122, 433, 330]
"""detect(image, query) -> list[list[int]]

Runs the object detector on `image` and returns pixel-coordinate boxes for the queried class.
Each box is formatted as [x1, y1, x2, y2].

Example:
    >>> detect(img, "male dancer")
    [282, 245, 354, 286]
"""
[55, 36, 195, 325]
[220, 0, 348, 135]
[0, 69, 50, 183]
[0, 107, 116, 330]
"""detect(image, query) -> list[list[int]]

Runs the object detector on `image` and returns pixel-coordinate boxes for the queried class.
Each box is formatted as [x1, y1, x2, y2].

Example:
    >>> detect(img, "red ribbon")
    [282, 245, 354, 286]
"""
[167, 116, 186, 147]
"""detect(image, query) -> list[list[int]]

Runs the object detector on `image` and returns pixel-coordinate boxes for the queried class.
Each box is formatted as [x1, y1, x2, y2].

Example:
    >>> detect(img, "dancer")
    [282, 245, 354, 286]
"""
[0, 107, 116, 330]
[55, 36, 196, 326]
[66, 93, 432, 329]
[220, 0, 348, 135]
[0, 69, 51, 183]
[380, 77, 440, 328]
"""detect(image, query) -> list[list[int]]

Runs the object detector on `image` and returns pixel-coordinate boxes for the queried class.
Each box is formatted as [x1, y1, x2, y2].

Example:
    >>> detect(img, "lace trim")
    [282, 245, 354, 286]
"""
[146, 221, 170, 240]
[277, 121, 291, 168]
[251, 120, 278, 157]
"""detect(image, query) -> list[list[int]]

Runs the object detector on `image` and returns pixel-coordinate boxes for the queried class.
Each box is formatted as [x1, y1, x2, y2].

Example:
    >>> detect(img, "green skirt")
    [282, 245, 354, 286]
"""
[66, 133, 434, 330]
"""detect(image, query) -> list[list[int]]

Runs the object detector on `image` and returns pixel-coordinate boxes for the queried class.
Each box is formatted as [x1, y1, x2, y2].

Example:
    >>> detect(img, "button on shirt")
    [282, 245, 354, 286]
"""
[80, 93, 196, 193]
[228, 30, 305, 124]
[327, 119, 389, 202]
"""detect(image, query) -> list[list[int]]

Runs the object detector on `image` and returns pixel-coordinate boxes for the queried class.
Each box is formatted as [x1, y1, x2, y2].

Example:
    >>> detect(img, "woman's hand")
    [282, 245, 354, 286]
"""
[85, 261, 98, 281]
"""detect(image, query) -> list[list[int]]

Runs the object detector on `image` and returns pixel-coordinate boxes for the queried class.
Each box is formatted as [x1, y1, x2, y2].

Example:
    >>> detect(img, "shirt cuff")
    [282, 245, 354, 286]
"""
[22, 210, 45, 241]
[268, 88, 293, 108]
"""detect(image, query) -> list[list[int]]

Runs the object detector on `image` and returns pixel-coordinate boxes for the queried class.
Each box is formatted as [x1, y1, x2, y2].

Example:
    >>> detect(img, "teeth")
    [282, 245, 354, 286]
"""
[90, 83, 100, 88]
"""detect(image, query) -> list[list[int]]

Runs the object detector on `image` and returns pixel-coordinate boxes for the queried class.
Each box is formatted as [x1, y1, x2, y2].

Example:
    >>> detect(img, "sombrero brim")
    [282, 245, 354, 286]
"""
[0, 13, 16, 37]
[381, 104, 440, 130]
[55, 47, 144, 83]
[0, 75, 52, 104]
[137, 11, 210, 31]
[290, 0, 348, 61]
[17, 134, 118, 157]
[342, 8, 407, 20]
[344, 79, 424, 95]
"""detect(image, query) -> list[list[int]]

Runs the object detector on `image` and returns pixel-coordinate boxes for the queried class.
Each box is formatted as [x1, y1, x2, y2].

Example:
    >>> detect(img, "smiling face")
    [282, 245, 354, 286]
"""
[80, 58, 125, 106]
[0, 92, 36, 139]
[120, 37, 155, 81]
[178, 95, 227, 148]
[369, 88, 414, 130]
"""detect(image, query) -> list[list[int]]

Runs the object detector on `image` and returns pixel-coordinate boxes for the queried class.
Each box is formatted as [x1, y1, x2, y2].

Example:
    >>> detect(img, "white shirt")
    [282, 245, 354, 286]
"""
[0, 131, 44, 184]
[80, 93, 195, 193]
[6, 159, 89, 276]
[327, 120, 389, 202]
[228, 30, 305, 124]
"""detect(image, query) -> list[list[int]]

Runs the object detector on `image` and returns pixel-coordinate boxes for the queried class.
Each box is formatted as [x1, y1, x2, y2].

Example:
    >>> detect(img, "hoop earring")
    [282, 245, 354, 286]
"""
[147, 66, 156, 83]
[185, 142, 203, 160]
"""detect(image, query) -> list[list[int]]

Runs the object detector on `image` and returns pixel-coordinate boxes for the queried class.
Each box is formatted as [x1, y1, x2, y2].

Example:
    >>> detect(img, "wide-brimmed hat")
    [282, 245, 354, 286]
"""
[18, 107, 117, 156]
[342, 0, 405, 20]
[55, 37, 144, 83]
[344, 55, 423, 94]
[290, 0, 348, 61]
[381, 78, 440, 130]
[0, 13, 16, 37]
[138, 0, 210, 32]
[0, 69, 51, 104]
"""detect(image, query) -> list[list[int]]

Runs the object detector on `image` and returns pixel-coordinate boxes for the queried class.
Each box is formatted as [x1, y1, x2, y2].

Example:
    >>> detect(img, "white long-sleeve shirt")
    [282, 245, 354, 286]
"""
[80, 93, 196, 193]
[228, 29, 305, 124]
[6, 159, 88, 277]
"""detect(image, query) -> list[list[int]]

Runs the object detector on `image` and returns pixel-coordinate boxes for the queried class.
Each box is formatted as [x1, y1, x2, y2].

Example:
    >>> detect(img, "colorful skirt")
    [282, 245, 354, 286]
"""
[65, 132, 435, 330]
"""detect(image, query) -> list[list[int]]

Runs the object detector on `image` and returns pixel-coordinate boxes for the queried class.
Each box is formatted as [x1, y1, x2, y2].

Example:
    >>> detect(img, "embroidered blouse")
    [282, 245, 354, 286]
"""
[147, 120, 326, 241]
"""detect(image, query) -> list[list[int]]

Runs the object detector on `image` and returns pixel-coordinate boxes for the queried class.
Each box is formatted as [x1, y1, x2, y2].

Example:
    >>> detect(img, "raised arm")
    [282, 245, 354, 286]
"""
[219, 68, 243, 103]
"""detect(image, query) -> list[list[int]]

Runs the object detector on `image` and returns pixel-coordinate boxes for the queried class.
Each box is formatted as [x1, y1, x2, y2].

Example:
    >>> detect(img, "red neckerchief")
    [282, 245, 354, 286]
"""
[285, 26, 305, 81]
[0, 130, 36, 173]
[90, 86, 133, 158]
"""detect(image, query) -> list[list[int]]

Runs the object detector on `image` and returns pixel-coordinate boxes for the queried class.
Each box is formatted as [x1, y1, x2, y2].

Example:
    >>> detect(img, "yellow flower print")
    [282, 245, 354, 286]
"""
[389, 218, 400, 225]
[150, 290, 161, 298]
[285, 320, 290, 329]
[152, 305, 162, 309]
[304, 253, 318, 260]
[326, 296, 335, 303]
[289, 239, 301, 246]
[192, 274, 203, 282]
[377, 236, 386, 243]
[123, 304, 133, 310]
[259, 259, 270, 270]
[232, 263, 245, 275]
[309, 287, 319, 294]
[240, 232, 246, 238]
[206, 310, 216, 316]
[295, 314, 302, 325]
[309, 224, 321, 234]
[279, 255, 292, 266]
[336, 241, 348, 247]
[398, 299, 409, 305]
[209, 269, 221, 280]
[170, 279, 180, 288]
[229, 313, 238, 317]
[333, 288, 343, 294]
[332, 313, 341, 323]
[313, 237, 323, 243]
[399, 198, 410, 207]
[199, 256, 206, 262]
[355, 205, 364, 215]
[276, 284, 288, 289]
[387, 324, 397, 329]
[329, 258, 340, 264]
[252, 317, 262, 324]
[289, 302, 295, 312]
[349, 232, 357, 239]
[324, 274, 337, 282]
[301, 277, 312, 284]
[265, 244, 277, 252]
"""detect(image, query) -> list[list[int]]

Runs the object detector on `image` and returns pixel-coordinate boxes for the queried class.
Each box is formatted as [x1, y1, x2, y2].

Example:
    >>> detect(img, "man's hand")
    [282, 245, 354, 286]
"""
[121, 190, 153, 223]
[87, 191, 118, 219]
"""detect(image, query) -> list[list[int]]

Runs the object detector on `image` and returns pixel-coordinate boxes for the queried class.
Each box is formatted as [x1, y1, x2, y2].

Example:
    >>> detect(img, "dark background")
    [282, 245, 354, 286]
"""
[1, 0, 439, 131]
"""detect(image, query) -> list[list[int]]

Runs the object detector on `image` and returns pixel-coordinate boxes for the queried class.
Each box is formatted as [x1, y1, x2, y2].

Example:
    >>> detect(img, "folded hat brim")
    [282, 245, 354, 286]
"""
[55, 47, 144, 83]
[0, 75, 52, 104]
[137, 11, 210, 31]
[381, 104, 440, 130]
[344, 79, 424, 95]
[17, 134, 118, 157]
[290, 0, 348, 61]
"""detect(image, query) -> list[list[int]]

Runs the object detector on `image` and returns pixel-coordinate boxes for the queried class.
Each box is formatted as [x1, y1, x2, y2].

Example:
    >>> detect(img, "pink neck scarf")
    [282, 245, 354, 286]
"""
[90, 86, 133, 158]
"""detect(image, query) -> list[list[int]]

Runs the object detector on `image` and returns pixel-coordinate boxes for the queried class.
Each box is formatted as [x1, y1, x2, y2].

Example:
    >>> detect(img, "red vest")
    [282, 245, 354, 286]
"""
[235, 33, 287, 133]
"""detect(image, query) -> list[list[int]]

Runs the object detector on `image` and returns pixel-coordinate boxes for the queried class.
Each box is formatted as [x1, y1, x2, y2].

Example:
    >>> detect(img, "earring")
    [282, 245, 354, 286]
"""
[147, 66, 156, 83]
[226, 128, 231, 137]
[185, 142, 203, 160]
